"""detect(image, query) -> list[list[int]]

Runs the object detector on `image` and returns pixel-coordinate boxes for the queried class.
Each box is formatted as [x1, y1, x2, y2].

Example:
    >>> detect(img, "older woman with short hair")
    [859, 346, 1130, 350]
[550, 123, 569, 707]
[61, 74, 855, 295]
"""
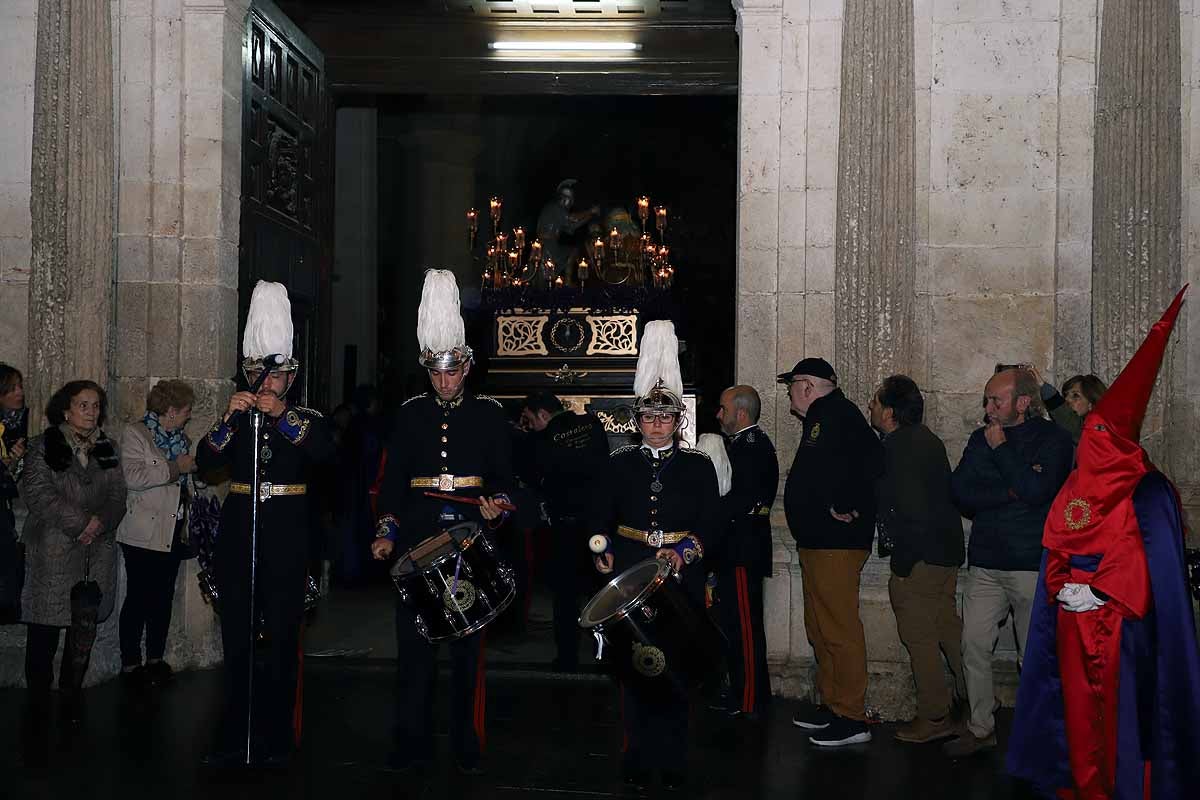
[20, 380, 126, 724]
[116, 379, 197, 687]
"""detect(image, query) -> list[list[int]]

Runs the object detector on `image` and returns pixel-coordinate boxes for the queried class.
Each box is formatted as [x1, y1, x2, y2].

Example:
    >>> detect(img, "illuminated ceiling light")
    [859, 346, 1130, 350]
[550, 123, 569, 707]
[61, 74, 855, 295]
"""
[488, 41, 641, 52]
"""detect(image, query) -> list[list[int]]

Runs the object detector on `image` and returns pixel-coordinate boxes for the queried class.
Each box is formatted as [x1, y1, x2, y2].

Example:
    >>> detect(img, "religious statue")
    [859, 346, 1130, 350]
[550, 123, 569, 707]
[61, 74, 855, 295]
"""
[536, 179, 599, 285]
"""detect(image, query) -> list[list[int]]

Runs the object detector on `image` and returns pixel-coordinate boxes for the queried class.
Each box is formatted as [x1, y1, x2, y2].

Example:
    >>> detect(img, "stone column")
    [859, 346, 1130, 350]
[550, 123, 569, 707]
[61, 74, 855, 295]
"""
[27, 0, 115, 427]
[1092, 1, 1182, 461]
[832, 0, 916, 406]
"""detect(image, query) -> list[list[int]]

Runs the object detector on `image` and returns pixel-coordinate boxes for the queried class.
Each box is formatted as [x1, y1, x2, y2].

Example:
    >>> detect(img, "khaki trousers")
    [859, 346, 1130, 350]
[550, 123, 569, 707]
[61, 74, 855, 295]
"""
[888, 562, 966, 721]
[960, 566, 1038, 738]
[797, 548, 869, 721]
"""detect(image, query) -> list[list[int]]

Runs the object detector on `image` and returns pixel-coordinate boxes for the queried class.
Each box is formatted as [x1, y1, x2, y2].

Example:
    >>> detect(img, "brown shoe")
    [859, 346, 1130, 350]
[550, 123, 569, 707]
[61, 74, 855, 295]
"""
[941, 730, 996, 758]
[894, 715, 959, 744]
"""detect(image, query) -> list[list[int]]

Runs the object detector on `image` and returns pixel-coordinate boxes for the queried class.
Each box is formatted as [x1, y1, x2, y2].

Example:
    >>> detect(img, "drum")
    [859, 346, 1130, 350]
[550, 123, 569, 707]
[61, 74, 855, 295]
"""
[390, 521, 516, 643]
[578, 558, 726, 691]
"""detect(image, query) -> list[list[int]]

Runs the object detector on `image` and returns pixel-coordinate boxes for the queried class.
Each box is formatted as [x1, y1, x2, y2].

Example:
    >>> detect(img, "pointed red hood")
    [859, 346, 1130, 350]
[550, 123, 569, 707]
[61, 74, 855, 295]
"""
[1087, 284, 1189, 446]
[1043, 284, 1188, 563]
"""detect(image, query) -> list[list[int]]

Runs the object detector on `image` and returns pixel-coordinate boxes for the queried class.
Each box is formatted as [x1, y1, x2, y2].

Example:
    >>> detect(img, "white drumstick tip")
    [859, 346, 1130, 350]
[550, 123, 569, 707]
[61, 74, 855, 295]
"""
[589, 534, 610, 554]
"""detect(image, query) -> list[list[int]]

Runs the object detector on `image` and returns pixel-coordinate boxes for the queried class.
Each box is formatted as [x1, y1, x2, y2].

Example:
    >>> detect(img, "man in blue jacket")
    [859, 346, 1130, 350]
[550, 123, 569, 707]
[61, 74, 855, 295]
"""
[943, 367, 1073, 758]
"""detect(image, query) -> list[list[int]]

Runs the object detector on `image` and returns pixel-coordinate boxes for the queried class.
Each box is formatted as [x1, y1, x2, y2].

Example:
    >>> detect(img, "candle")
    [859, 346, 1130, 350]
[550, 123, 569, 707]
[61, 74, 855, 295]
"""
[577, 257, 589, 283]
[508, 250, 519, 272]
[637, 196, 650, 223]
[531, 239, 543, 264]
[489, 197, 502, 223]
[655, 206, 667, 232]
[592, 237, 605, 263]
[496, 232, 508, 252]
[554, 275, 564, 287]
[466, 208, 478, 232]
[658, 245, 670, 260]
[513, 227, 525, 252]
[609, 227, 620, 252]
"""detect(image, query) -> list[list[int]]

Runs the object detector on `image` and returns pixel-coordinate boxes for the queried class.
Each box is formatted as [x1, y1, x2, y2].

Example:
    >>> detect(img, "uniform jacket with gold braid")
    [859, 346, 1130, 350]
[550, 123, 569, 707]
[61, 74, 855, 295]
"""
[720, 425, 779, 576]
[591, 443, 723, 598]
[197, 405, 334, 553]
[375, 393, 514, 552]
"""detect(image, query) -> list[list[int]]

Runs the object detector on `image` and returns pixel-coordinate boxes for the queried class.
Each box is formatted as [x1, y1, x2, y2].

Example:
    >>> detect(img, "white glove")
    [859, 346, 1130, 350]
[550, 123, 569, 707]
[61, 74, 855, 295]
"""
[1055, 582, 1106, 613]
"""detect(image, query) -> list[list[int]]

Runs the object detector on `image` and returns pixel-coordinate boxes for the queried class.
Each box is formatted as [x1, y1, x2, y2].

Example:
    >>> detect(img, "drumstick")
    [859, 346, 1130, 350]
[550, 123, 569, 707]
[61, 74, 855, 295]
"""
[423, 491, 517, 512]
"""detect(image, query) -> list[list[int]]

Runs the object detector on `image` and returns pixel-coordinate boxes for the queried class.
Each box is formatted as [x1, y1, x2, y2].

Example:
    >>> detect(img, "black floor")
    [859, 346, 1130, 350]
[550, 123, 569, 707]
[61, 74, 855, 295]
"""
[3, 661, 1039, 800]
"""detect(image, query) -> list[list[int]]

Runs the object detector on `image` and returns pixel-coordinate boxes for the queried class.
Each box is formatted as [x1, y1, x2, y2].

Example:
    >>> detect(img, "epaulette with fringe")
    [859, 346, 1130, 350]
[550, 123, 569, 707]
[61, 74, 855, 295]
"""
[474, 394, 503, 408]
[291, 405, 324, 418]
[610, 444, 641, 457]
[401, 393, 429, 407]
[679, 446, 712, 462]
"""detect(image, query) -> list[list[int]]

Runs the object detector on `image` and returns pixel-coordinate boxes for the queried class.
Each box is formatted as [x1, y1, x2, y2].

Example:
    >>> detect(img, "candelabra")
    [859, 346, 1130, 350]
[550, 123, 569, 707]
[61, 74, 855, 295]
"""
[469, 192, 678, 292]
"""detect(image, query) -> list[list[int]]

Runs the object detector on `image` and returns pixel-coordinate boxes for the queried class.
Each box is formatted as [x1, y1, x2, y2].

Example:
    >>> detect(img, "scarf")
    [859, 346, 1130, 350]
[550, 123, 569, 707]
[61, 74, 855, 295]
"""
[143, 411, 190, 485]
[59, 423, 100, 467]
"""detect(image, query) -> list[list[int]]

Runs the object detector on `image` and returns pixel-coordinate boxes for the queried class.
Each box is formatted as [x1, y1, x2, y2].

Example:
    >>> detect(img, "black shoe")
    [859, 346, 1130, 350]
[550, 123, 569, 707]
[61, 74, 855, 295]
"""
[455, 759, 485, 777]
[808, 715, 872, 747]
[384, 750, 430, 773]
[662, 770, 687, 792]
[621, 766, 650, 789]
[145, 661, 174, 687]
[58, 694, 85, 727]
[120, 665, 147, 689]
[792, 702, 835, 730]
[200, 748, 249, 769]
[726, 708, 761, 722]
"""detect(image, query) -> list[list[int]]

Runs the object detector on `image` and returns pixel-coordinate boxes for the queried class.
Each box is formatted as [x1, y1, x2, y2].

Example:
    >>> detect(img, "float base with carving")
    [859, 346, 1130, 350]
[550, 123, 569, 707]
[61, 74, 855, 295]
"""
[482, 297, 695, 448]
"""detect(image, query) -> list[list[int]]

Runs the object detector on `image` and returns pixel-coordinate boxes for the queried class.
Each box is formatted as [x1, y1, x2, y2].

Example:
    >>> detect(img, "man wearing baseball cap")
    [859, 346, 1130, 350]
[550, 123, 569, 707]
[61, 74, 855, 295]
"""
[779, 357, 884, 746]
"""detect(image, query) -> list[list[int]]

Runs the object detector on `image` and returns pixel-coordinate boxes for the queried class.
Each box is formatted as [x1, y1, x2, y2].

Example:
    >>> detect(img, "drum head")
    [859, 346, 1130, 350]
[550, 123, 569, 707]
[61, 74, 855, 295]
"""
[578, 558, 671, 628]
[391, 522, 480, 577]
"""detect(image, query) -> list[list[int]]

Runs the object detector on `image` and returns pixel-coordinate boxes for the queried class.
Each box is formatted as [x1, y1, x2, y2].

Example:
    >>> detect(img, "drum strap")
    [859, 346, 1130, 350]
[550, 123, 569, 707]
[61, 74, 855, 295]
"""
[616, 525, 690, 546]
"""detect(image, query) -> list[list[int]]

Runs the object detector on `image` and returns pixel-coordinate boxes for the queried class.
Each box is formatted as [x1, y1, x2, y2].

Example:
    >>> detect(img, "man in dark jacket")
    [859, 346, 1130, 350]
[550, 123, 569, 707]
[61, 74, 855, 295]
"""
[943, 367, 1073, 758]
[780, 358, 883, 747]
[518, 391, 610, 671]
[713, 385, 778, 719]
[870, 375, 966, 744]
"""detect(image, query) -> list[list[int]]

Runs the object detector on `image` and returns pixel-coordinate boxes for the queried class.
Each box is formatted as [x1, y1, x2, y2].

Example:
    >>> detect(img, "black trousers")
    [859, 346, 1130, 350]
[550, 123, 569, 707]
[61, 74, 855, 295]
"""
[548, 518, 587, 667]
[621, 678, 689, 772]
[118, 542, 182, 667]
[715, 565, 770, 714]
[214, 525, 307, 757]
[25, 623, 88, 695]
[393, 600, 485, 765]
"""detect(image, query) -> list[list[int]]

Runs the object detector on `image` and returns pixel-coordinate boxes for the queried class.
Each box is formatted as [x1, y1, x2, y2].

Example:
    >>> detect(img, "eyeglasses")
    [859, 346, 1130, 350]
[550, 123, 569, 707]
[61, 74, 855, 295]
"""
[637, 412, 678, 424]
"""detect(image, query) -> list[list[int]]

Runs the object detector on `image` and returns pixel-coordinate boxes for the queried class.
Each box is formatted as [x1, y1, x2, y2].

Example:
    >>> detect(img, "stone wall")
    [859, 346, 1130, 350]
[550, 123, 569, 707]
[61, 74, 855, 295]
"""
[735, 0, 1200, 718]
[0, 1, 36, 368]
[0, 0, 249, 687]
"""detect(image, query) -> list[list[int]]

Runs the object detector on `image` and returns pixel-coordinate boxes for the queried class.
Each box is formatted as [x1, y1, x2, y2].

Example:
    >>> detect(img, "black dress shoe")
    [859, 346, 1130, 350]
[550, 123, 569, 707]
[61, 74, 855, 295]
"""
[200, 749, 250, 769]
[621, 766, 650, 789]
[662, 770, 687, 792]
[145, 661, 175, 687]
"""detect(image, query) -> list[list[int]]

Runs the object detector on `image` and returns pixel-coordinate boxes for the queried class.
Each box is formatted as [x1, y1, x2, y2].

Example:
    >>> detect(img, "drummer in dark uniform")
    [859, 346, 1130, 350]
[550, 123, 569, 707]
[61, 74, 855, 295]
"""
[590, 320, 721, 792]
[518, 391, 609, 671]
[198, 281, 334, 768]
[370, 269, 512, 776]
[712, 385, 778, 719]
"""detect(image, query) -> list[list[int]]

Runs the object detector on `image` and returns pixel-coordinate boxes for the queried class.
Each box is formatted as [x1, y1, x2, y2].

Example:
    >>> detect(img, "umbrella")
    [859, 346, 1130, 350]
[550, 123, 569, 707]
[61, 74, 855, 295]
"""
[63, 547, 101, 693]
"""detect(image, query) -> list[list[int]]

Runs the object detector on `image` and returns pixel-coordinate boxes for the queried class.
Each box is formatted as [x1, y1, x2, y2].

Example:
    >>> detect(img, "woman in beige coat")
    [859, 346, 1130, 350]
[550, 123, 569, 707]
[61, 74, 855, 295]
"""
[20, 380, 126, 723]
[116, 379, 196, 688]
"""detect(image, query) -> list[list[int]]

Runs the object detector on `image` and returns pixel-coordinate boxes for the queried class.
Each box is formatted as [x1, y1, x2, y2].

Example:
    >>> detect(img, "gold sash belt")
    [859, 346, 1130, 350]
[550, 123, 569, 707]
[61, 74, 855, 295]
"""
[616, 525, 690, 548]
[410, 475, 483, 491]
[230, 482, 307, 501]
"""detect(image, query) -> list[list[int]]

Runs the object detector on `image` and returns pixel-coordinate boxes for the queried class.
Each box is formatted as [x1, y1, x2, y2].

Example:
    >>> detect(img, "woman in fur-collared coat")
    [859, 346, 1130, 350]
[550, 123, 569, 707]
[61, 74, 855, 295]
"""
[19, 380, 126, 722]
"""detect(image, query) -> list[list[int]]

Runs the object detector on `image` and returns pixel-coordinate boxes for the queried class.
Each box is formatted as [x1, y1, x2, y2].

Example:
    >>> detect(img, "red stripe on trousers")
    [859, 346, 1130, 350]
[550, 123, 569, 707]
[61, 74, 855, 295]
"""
[474, 633, 488, 750]
[736, 567, 755, 713]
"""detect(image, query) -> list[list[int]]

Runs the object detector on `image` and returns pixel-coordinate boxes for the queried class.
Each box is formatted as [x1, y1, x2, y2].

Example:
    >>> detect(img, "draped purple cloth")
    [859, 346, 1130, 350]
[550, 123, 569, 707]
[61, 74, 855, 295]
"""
[1006, 472, 1200, 798]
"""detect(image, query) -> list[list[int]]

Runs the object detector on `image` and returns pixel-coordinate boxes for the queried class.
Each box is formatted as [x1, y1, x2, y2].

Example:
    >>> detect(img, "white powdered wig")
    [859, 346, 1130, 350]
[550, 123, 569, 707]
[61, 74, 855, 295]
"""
[696, 433, 732, 496]
[633, 320, 683, 399]
[417, 269, 466, 353]
[242, 281, 294, 359]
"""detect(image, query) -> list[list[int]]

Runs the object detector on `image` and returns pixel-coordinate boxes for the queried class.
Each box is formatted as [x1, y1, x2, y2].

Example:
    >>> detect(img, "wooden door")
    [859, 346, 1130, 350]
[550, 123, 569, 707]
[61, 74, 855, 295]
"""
[240, 0, 331, 409]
